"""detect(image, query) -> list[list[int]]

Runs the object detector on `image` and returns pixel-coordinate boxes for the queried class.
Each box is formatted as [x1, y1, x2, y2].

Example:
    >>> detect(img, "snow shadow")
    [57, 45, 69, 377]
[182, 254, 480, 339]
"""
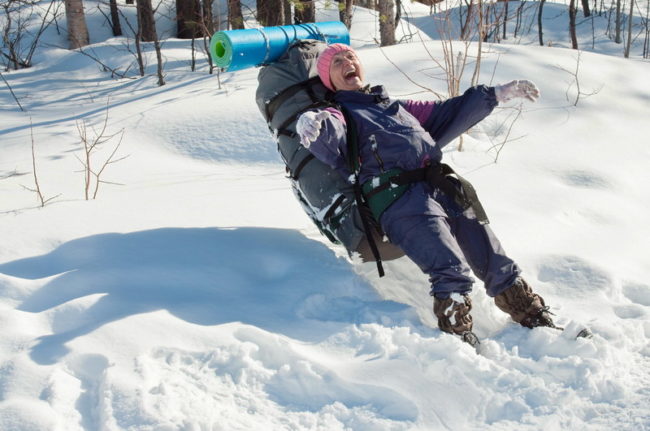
[0, 227, 416, 365]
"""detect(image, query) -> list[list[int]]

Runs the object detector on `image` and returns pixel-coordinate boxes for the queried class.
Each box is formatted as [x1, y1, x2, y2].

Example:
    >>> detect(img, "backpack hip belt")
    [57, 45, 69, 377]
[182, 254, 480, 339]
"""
[361, 162, 490, 225]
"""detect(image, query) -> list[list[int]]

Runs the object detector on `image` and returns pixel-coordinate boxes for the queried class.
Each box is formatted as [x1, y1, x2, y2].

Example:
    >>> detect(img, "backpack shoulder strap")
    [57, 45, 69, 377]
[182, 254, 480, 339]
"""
[266, 76, 323, 123]
[339, 105, 385, 277]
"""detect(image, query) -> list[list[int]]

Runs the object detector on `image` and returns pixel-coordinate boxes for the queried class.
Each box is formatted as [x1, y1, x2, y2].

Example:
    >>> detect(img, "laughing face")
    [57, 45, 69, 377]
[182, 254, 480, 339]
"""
[329, 50, 365, 91]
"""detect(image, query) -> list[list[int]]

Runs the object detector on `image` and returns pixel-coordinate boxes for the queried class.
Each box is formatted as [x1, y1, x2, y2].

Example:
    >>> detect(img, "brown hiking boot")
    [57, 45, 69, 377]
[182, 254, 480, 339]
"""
[494, 278, 557, 329]
[433, 294, 479, 347]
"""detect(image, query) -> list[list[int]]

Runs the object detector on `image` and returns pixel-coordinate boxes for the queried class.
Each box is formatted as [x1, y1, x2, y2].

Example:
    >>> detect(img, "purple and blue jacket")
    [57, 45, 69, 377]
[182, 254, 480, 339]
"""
[307, 84, 498, 186]
[306, 84, 521, 297]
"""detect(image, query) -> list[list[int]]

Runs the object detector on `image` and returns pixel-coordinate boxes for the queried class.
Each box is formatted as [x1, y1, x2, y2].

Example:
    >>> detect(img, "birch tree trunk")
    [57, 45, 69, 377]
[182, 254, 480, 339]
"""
[378, 0, 396, 46]
[65, 0, 89, 49]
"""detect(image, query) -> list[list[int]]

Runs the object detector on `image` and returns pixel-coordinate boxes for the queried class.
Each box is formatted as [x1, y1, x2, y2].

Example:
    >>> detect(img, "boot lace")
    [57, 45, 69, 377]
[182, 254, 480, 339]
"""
[521, 306, 562, 329]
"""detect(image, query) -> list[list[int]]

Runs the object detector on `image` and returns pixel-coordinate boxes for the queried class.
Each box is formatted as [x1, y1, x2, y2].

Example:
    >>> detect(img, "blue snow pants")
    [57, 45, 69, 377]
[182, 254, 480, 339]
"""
[380, 181, 520, 298]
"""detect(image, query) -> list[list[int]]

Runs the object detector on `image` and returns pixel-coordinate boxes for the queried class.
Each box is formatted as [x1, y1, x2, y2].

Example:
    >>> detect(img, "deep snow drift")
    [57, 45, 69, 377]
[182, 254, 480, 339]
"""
[1, 1, 649, 430]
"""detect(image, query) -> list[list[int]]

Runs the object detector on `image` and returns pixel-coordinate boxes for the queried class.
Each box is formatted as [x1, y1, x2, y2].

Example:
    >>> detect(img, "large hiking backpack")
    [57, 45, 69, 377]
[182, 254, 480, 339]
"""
[254, 39, 404, 263]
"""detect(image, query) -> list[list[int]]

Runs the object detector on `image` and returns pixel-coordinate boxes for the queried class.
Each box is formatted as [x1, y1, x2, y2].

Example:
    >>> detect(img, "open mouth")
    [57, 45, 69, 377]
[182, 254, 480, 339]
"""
[344, 70, 358, 79]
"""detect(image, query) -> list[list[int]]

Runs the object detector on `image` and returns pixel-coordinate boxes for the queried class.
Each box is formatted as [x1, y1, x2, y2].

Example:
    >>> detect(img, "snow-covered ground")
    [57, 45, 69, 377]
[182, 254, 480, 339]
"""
[1, 1, 649, 429]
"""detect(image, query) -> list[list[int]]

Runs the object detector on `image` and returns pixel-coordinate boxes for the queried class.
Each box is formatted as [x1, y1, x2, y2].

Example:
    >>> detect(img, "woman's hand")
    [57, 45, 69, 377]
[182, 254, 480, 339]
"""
[495, 80, 540, 103]
[296, 111, 332, 148]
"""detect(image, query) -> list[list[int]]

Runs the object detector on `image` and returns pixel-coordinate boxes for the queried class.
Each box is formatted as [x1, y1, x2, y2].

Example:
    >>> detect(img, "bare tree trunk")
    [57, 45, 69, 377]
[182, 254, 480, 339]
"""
[483, 1, 492, 42]
[378, 0, 396, 46]
[503, 0, 509, 39]
[202, 0, 214, 32]
[514, 0, 524, 37]
[294, 0, 314, 24]
[198, 0, 215, 73]
[472, 0, 483, 85]
[134, 13, 145, 75]
[538, 0, 545, 45]
[270, 0, 285, 25]
[153, 36, 164, 86]
[134, 0, 164, 85]
[229, 0, 245, 29]
[177, 0, 205, 38]
[191, 35, 196, 71]
[461, 0, 475, 40]
[109, 0, 122, 36]
[150, 13, 164, 85]
[569, 0, 579, 49]
[395, 0, 401, 27]
[258, 0, 285, 25]
[64, 0, 89, 49]
[625, 0, 634, 57]
[136, 0, 156, 42]
[256, 0, 268, 25]
[615, 0, 622, 43]
[283, 0, 292, 25]
[581, 0, 591, 16]
[339, 0, 353, 28]
[643, 2, 650, 58]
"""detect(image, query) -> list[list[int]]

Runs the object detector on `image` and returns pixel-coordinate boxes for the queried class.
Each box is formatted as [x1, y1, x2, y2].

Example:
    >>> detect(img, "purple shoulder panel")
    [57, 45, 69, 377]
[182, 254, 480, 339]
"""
[402, 100, 436, 126]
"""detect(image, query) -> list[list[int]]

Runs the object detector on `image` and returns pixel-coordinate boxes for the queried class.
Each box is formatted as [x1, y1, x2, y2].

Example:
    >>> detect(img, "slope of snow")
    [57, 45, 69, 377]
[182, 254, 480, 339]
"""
[1, 1, 649, 430]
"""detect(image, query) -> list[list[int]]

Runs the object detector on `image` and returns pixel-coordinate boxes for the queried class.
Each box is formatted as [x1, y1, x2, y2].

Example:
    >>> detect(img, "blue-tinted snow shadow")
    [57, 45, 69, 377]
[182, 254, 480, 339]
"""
[0, 227, 418, 365]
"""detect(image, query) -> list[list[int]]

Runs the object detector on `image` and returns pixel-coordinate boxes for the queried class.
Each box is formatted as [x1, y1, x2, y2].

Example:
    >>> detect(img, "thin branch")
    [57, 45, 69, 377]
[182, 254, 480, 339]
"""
[378, 44, 444, 99]
[0, 70, 25, 111]
[490, 106, 524, 163]
[92, 130, 126, 199]
[27, 118, 60, 206]
[74, 99, 128, 199]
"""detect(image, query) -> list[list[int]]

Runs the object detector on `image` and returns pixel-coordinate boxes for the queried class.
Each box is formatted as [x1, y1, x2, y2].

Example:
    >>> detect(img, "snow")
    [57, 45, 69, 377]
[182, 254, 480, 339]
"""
[1, 0, 650, 429]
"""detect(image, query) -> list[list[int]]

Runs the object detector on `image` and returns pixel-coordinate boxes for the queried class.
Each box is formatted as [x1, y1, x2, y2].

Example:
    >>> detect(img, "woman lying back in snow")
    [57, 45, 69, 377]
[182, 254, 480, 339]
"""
[295, 43, 551, 347]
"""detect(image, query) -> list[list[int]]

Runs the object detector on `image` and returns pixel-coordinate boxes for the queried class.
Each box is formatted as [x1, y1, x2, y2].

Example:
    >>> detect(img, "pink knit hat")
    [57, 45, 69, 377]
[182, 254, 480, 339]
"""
[317, 43, 356, 91]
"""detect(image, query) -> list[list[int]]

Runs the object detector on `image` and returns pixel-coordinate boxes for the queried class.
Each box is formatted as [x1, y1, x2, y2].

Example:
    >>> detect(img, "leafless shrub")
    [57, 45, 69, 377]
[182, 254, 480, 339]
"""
[487, 106, 526, 163]
[557, 51, 602, 106]
[1, 0, 62, 70]
[74, 103, 128, 200]
[22, 118, 60, 206]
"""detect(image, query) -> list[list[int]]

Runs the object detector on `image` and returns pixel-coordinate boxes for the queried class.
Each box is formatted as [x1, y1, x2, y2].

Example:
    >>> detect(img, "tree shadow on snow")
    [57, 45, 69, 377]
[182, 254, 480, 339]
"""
[0, 227, 416, 365]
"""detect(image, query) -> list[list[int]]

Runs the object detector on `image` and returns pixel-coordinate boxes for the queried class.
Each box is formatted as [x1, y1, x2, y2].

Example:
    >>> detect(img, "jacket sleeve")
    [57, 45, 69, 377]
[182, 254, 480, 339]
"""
[402, 85, 498, 149]
[304, 107, 353, 181]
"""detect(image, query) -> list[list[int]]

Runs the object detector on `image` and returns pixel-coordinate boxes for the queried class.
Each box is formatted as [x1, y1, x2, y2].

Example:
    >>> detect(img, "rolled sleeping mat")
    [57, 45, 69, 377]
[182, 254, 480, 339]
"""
[209, 21, 350, 71]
